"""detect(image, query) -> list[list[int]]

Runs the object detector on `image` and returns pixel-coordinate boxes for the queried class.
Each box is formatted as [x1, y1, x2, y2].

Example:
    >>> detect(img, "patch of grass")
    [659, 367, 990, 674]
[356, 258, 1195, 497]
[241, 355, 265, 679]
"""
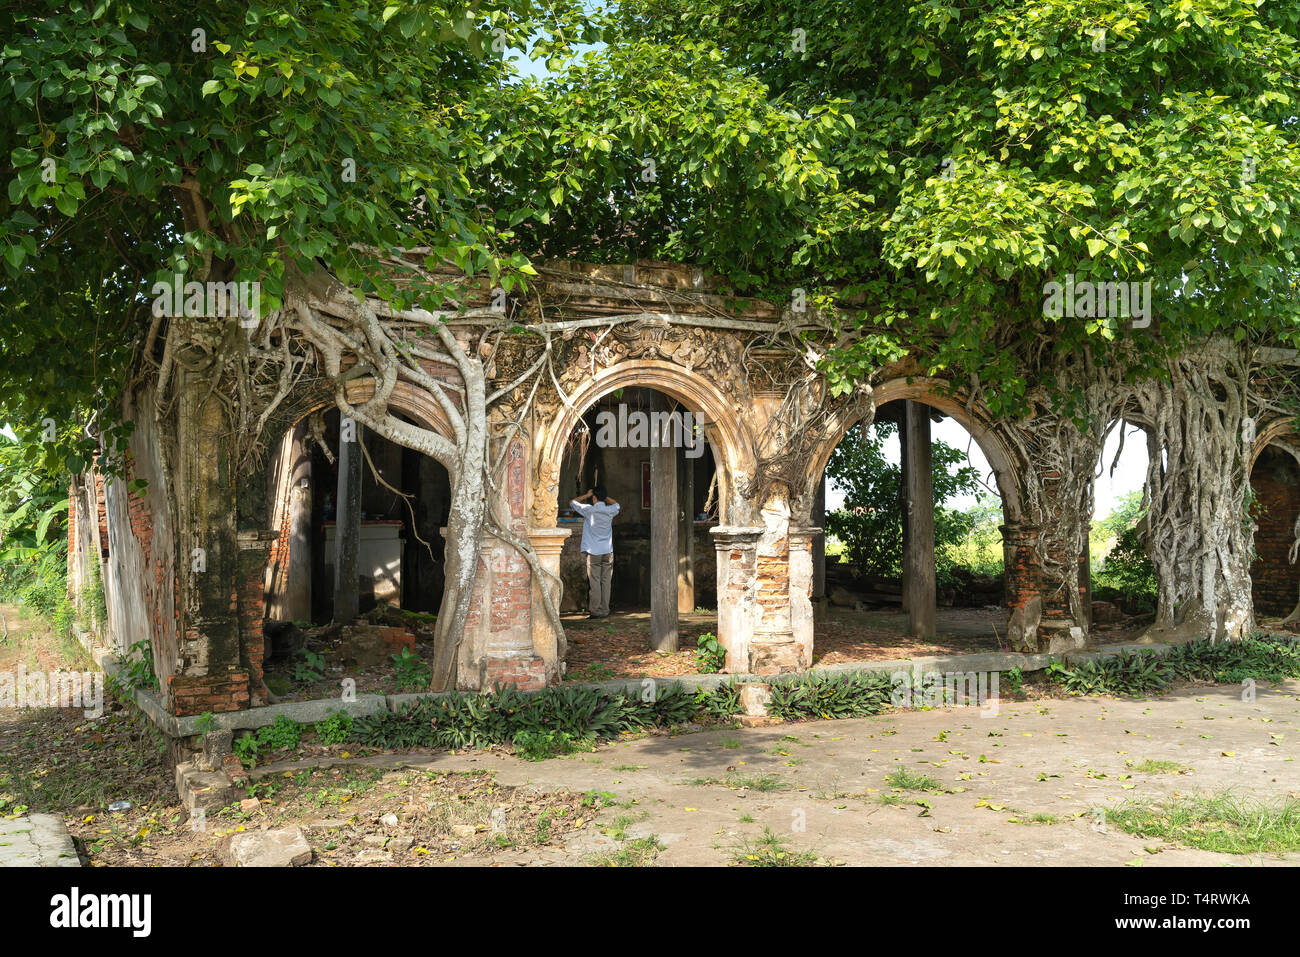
[1126, 758, 1189, 775]
[877, 793, 907, 806]
[729, 827, 821, 867]
[686, 772, 789, 792]
[589, 835, 664, 866]
[1108, 793, 1300, 855]
[717, 737, 742, 749]
[726, 773, 788, 792]
[885, 767, 943, 791]
[739, 813, 754, 823]
[1009, 811, 1059, 825]
[602, 814, 637, 841]
[579, 662, 616, 682]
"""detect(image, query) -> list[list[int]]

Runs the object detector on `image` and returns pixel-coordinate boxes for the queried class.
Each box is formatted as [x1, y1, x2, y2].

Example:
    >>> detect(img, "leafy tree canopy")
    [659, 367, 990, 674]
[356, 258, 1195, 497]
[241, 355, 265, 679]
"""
[601, 0, 1300, 413]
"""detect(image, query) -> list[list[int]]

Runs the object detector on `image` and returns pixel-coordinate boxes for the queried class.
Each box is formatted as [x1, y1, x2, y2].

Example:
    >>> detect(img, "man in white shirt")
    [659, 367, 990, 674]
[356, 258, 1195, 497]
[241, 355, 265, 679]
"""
[570, 485, 620, 618]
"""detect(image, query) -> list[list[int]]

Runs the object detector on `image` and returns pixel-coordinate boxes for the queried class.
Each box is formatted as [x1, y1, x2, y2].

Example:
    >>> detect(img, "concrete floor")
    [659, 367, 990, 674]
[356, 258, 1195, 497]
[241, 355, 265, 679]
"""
[417, 678, 1300, 865]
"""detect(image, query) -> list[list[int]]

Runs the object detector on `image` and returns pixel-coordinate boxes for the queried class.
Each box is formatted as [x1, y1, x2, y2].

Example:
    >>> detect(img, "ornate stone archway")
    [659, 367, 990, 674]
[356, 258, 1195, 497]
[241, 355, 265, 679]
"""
[532, 358, 752, 529]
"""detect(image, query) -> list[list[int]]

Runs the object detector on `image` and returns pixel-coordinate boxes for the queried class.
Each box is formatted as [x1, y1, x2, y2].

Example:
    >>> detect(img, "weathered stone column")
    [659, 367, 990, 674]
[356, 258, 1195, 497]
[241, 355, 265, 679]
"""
[712, 526, 762, 673]
[788, 525, 819, 668]
[169, 369, 248, 715]
[528, 526, 571, 683]
[284, 423, 313, 623]
[903, 401, 936, 638]
[333, 417, 363, 623]
[750, 492, 802, 674]
[460, 438, 548, 691]
[237, 530, 276, 706]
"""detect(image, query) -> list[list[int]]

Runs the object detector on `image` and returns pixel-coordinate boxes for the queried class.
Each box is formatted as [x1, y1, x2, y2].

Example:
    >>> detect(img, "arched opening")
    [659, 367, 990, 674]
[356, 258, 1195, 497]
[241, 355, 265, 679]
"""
[1088, 418, 1156, 639]
[261, 402, 452, 701]
[811, 394, 1020, 663]
[555, 385, 722, 681]
[1249, 440, 1300, 623]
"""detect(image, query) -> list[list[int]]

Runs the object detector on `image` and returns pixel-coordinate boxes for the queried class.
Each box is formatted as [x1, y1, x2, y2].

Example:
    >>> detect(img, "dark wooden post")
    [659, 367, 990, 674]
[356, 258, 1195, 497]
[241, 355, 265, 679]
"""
[898, 410, 911, 613]
[677, 450, 695, 613]
[812, 472, 826, 599]
[333, 417, 363, 624]
[651, 397, 678, 651]
[904, 401, 937, 638]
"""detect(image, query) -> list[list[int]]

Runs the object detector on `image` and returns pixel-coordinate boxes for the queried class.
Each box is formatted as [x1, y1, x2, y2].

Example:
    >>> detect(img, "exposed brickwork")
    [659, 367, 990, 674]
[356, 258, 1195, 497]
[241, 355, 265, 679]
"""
[94, 473, 109, 559]
[1003, 523, 1079, 620]
[1251, 446, 1300, 617]
[167, 670, 251, 716]
[755, 534, 790, 626]
[378, 625, 415, 654]
[237, 541, 270, 703]
[123, 459, 182, 659]
[481, 655, 547, 690]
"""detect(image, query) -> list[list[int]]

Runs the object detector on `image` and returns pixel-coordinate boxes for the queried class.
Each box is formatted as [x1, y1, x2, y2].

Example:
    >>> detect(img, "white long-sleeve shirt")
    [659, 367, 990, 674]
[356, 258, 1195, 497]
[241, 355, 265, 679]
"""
[570, 499, 620, 555]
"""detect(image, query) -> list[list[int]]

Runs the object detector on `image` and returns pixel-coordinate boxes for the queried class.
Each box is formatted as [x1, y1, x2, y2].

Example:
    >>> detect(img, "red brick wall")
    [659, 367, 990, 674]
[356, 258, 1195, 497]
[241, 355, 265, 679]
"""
[66, 481, 78, 594]
[167, 671, 251, 715]
[124, 463, 182, 652]
[755, 534, 790, 626]
[1251, 446, 1300, 617]
[1003, 525, 1078, 619]
[94, 473, 109, 559]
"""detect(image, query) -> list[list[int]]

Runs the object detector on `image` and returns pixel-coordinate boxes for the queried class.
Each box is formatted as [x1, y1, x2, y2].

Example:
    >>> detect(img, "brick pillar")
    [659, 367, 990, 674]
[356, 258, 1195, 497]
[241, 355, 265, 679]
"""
[712, 526, 762, 673]
[238, 531, 275, 706]
[788, 526, 819, 669]
[471, 439, 548, 691]
[528, 526, 570, 683]
[167, 368, 250, 716]
[1250, 446, 1300, 618]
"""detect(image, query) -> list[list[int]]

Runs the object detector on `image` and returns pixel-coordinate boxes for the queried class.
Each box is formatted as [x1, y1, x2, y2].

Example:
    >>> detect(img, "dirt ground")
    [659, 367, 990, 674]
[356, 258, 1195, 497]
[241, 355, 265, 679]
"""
[3, 603, 1298, 866]
[564, 604, 1149, 681]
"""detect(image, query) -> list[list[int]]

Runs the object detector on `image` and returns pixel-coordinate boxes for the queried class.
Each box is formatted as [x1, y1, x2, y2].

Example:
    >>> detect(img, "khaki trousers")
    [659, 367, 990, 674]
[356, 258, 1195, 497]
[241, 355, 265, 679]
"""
[585, 551, 614, 616]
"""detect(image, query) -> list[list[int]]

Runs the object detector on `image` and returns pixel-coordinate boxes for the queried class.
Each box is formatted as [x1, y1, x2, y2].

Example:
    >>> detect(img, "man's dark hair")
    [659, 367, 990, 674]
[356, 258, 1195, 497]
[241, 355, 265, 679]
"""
[594, 484, 607, 501]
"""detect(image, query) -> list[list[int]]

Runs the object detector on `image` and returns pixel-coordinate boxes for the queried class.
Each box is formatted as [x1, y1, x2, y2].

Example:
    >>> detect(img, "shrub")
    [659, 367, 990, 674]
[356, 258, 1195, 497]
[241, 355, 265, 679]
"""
[345, 679, 707, 755]
[695, 682, 741, 722]
[695, 632, 726, 673]
[391, 647, 431, 692]
[1047, 635, 1300, 698]
[766, 671, 893, 721]
[314, 710, 353, 745]
[233, 714, 304, 767]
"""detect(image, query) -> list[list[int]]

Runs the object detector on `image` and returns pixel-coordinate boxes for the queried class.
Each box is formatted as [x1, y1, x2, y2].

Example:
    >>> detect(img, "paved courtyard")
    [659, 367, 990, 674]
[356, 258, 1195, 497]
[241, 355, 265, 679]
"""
[252, 677, 1300, 866]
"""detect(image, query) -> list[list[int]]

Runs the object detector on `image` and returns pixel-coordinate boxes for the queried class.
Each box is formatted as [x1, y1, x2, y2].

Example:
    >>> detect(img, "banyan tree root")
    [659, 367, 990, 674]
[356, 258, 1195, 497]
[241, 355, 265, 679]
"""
[1130, 347, 1259, 642]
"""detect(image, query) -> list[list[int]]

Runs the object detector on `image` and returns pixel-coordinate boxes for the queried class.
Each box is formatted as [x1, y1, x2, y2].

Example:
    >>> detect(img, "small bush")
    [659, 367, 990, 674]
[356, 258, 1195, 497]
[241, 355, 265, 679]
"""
[766, 671, 893, 721]
[695, 632, 726, 673]
[233, 714, 303, 767]
[1047, 634, 1300, 698]
[314, 710, 353, 745]
[346, 679, 708, 756]
[392, 647, 432, 692]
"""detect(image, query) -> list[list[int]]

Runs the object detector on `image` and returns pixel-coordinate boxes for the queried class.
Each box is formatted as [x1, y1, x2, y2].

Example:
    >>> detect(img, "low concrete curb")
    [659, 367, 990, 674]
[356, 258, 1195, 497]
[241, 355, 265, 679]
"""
[93, 622, 1176, 738]
[0, 814, 80, 867]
